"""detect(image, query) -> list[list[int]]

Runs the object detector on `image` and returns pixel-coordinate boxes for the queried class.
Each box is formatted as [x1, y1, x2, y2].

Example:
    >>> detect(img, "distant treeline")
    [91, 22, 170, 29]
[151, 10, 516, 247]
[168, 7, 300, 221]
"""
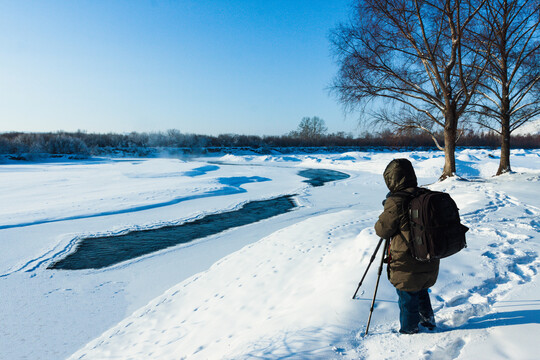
[0, 130, 538, 158]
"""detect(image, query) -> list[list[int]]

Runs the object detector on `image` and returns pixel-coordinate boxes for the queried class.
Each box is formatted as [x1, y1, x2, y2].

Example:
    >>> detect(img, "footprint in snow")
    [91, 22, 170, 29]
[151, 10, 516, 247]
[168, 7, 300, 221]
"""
[422, 338, 466, 360]
[481, 251, 497, 260]
[446, 293, 471, 307]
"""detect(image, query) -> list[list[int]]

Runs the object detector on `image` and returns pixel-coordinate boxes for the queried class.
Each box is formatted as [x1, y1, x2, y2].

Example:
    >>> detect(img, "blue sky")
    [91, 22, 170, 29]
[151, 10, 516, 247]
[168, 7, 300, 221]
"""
[0, 0, 357, 136]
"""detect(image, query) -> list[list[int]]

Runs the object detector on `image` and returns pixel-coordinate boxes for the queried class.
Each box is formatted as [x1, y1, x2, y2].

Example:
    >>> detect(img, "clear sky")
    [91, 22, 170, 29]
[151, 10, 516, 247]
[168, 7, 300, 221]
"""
[0, 0, 358, 136]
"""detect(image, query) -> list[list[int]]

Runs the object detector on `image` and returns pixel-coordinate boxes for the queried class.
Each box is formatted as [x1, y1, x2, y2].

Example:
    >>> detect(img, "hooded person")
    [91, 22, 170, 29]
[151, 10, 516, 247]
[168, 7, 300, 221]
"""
[374, 158, 438, 334]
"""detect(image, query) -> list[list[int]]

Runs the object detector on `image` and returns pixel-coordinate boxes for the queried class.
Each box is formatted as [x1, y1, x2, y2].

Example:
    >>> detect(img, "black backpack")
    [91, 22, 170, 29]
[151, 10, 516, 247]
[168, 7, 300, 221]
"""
[395, 188, 468, 261]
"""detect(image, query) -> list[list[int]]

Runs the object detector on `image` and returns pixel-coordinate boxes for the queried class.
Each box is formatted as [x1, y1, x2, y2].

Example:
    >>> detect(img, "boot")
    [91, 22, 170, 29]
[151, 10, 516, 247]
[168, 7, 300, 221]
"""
[420, 314, 436, 330]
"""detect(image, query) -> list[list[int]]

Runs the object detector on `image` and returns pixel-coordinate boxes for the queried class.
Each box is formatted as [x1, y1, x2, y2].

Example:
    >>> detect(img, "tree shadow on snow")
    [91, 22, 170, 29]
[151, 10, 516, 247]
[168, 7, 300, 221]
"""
[237, 327, 351, 359]
[450, 308, 540, 331]
[455, 159, 482, 178]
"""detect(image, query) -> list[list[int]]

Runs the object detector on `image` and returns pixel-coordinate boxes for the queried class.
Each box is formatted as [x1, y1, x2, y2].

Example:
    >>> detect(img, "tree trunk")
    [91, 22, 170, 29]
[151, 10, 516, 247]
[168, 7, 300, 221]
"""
[442, 128, 457, 179]
[441, 109, 457, 180]
[497, 120, 512, 175]
[497, 79, 512, 175]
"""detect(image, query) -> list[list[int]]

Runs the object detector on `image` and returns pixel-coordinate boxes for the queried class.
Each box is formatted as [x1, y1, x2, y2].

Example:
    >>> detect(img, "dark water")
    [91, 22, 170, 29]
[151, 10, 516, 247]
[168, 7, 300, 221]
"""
[298, 169, 350, 187]
[49, 195, 296, 270]
[49, 168, 350, 270]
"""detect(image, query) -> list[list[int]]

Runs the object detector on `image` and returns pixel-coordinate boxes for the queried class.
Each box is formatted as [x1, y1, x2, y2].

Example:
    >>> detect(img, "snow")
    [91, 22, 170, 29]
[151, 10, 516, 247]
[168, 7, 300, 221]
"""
[1, 149, 539, 360]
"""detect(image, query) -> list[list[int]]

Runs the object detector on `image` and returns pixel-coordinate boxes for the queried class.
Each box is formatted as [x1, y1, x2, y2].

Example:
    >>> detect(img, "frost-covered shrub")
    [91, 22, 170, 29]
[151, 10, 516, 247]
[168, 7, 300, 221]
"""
[0, 138, 11, 154]
[47, 135, 90, 155]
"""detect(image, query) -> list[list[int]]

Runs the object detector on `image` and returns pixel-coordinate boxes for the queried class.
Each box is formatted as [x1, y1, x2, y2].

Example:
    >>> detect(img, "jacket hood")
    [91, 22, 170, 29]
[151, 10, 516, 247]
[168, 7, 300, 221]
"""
[383, 158, 418, 193]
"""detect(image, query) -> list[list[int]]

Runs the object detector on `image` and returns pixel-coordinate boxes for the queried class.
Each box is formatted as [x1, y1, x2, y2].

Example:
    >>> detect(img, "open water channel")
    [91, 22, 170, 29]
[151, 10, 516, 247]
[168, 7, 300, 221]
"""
[49, 169, 349, 270]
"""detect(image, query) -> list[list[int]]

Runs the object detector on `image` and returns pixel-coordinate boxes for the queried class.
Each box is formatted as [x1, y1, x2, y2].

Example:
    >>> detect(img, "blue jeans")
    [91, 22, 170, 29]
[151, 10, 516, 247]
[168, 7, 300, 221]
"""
[396, 288, 434, 333]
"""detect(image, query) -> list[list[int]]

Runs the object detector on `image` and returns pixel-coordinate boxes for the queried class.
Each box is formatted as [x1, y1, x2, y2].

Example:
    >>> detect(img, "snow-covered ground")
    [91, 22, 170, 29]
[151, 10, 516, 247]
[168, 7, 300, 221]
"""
[1, 149, 539, 360]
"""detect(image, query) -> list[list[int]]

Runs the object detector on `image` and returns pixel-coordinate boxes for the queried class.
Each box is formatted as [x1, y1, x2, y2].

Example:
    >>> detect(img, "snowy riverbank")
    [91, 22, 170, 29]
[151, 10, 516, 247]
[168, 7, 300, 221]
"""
[1, 149, 539, 359]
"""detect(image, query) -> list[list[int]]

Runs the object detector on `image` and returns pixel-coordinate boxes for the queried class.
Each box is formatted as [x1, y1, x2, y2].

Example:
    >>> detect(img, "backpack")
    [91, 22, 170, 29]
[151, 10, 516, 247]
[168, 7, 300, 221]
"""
[395, 188, 468, 261]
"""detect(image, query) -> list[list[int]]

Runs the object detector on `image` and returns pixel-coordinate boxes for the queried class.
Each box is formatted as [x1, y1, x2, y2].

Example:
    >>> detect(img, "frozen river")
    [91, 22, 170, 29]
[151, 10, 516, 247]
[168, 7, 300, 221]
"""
[1, 150, 540, 360]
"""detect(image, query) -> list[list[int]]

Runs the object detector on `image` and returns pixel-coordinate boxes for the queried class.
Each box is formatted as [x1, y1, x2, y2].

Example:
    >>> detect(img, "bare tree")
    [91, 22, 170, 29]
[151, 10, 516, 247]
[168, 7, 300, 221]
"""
[331, 0, 488, 179]
[291, 116, 328, 139]
[472, 0, 540, 175]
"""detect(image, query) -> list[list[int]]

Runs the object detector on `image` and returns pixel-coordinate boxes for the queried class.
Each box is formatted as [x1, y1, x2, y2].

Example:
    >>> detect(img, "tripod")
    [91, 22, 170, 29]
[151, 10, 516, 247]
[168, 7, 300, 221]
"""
[352, 237, 389, 336]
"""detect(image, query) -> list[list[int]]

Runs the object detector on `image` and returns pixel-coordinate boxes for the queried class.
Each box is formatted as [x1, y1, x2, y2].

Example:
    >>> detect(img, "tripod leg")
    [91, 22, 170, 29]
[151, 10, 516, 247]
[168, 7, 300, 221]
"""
[365, 238, 389, 336]
[352, 238, 384, 299]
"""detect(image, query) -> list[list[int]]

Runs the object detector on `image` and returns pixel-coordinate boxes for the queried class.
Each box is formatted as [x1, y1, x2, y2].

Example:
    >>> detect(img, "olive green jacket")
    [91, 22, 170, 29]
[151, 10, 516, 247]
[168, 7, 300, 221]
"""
[374, 159, 439, 292]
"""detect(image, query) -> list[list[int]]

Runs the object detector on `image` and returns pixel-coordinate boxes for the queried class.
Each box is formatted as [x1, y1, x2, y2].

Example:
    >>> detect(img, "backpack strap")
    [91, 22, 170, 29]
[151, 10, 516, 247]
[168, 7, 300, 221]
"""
[386, 188, 426, 253]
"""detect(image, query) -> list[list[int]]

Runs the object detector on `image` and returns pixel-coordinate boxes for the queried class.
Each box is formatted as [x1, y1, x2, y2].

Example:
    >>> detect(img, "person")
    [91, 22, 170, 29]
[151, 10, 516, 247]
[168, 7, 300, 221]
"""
[374, 158, 438, 334]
